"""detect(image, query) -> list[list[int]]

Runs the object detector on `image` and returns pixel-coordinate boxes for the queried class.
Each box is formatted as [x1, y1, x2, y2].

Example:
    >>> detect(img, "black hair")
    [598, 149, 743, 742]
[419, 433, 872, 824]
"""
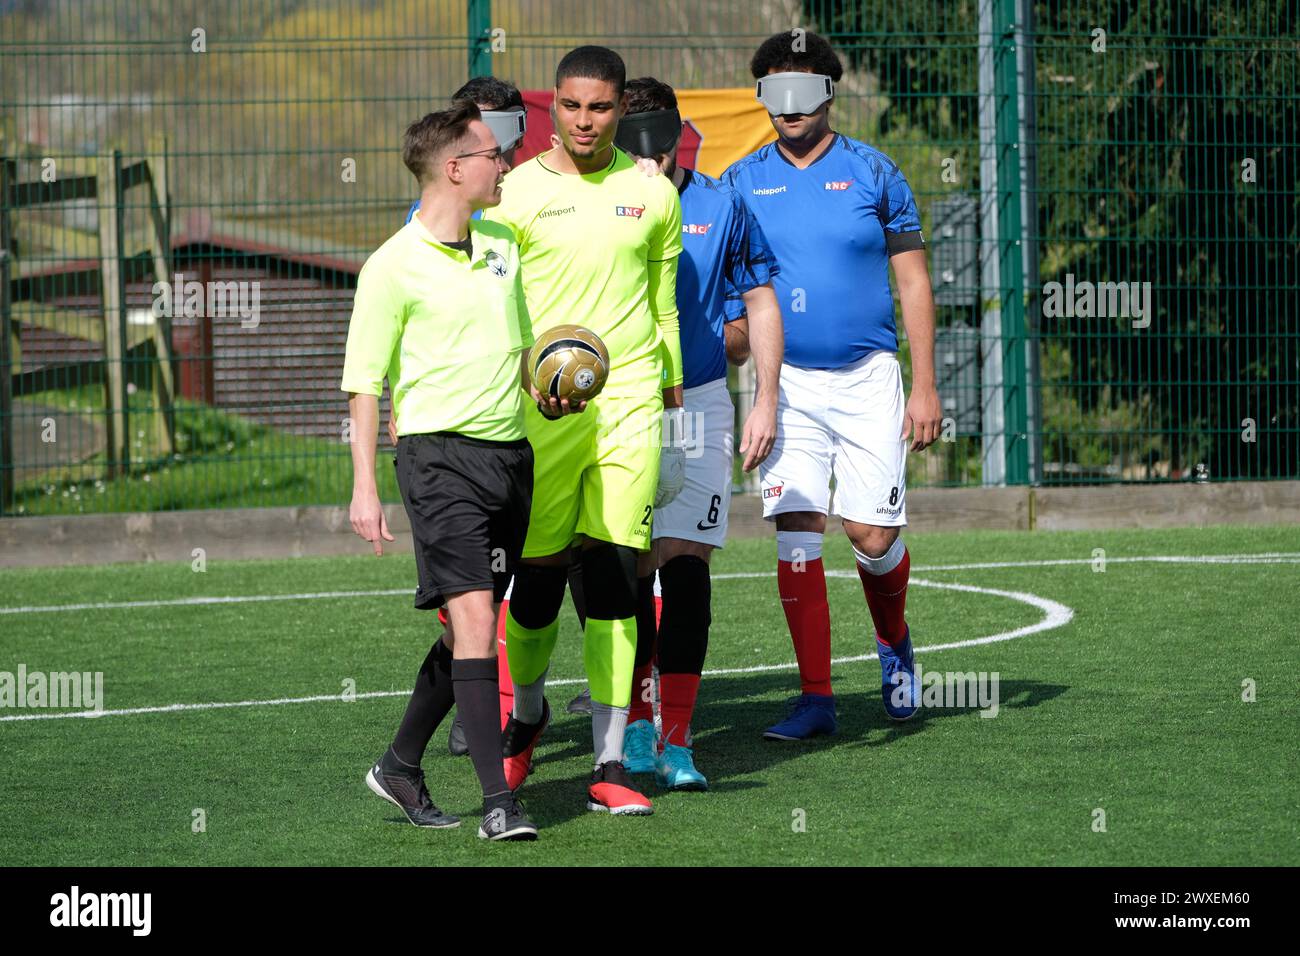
[750, 30, 844, 81]
[555, 45, 626, 97]
[624, 76, 677, 115]
[402, 99, 482, 186]
[451, 76, 524, 111]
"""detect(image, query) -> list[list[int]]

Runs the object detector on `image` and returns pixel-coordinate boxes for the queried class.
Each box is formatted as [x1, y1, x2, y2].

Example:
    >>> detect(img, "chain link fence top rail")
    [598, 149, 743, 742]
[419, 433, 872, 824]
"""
[1, 0, 1295, 516]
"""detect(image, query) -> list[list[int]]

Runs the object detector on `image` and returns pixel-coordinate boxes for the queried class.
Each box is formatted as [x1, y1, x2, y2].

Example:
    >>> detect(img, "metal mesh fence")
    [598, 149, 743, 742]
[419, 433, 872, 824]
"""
[1, 0, 1295, 516]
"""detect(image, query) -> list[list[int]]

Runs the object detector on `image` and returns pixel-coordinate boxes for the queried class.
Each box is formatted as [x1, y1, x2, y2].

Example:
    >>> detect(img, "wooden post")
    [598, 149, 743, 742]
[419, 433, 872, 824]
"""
[97, 151, 128, 478]
[145, 133, 176, 455]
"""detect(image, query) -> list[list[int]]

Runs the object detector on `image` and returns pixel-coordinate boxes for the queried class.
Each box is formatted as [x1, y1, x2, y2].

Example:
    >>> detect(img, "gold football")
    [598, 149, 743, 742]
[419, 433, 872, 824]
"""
[531, 324, 610, 404]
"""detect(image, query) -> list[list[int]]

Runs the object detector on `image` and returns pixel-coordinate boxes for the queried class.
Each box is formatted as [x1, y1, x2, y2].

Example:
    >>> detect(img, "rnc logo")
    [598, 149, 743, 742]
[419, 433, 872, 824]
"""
[615, 205, 645, 218]
[762, 484, 784, 500]
[682, 222, 713, 235]
[824, 180, 853, 191]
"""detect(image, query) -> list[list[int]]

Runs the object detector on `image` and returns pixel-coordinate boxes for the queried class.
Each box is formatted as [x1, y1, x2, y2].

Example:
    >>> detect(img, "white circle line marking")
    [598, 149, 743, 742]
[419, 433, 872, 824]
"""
[2, 552, 1292, 724]
[2, 552, 1295, 616]
[0, 575, 1072, 723]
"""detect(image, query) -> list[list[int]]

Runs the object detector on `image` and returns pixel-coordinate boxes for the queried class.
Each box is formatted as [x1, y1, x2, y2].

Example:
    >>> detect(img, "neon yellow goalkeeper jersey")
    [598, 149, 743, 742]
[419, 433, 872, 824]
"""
[484, 146, 683, 393]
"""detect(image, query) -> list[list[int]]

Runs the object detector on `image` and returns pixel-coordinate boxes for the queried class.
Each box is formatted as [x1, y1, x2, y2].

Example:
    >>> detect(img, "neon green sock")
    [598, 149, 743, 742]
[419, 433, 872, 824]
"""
[505, 609, 558, 689]
[583, 616, 637, 708]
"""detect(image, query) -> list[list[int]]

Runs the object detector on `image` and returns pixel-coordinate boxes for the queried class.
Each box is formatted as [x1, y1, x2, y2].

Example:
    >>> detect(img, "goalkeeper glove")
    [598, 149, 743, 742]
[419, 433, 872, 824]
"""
[655, 407, 687, 508]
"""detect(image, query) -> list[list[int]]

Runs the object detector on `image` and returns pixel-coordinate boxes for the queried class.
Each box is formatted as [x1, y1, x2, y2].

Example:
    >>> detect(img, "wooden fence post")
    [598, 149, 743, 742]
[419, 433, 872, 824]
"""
[97, 151, 128, 478]
[145, 133, 176, 455]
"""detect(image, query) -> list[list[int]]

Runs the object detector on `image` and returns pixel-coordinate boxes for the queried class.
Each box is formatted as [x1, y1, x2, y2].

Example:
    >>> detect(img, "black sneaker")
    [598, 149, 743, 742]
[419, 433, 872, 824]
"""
[566, 687, 593, 715]
[448, 713, 469, 757]
[365, 759, 460, 828]
[478, 796, 539, 841]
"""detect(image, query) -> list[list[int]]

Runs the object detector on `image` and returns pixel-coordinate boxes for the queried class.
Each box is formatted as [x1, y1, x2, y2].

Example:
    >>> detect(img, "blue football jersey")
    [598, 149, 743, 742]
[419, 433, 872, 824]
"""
[723, 134, 923, 370]
[676, 167, 778, 389]
[406, 200, 482, 223]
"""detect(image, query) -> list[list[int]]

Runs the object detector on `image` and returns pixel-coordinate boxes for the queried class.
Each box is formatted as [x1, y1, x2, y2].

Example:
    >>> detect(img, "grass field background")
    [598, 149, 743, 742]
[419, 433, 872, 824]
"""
[1, 525, 1296, 866]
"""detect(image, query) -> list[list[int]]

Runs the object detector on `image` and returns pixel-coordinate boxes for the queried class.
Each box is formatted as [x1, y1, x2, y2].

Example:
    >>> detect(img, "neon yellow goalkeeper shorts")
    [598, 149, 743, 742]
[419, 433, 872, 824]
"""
[521, 377, 663, 558]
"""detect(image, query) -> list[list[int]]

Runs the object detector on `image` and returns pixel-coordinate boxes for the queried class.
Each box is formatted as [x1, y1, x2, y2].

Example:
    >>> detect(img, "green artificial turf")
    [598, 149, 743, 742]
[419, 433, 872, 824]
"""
[1, 525, 1296, 866]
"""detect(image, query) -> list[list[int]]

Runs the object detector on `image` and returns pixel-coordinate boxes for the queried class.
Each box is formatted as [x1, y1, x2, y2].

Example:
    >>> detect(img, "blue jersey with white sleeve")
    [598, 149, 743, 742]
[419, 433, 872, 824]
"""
[722, 134, 923, 370]
[676, 167, 778, 389]
[406, 200, 482, 224]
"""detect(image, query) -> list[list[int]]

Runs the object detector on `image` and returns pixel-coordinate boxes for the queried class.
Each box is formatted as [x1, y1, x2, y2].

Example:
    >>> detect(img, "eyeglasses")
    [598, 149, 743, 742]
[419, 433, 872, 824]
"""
[456, 145, 505, 162]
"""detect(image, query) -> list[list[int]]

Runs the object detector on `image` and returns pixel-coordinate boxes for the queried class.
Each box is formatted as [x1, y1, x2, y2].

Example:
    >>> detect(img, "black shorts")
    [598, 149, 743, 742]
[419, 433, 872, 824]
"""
[393, 432, 533, 610]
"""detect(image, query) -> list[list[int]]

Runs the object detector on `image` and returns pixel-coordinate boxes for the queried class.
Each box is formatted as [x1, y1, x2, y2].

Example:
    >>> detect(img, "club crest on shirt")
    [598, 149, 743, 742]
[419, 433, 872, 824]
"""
[824, 179, 854, 191]
[615, 205, 645, 218]
[484, 250, 508, 277]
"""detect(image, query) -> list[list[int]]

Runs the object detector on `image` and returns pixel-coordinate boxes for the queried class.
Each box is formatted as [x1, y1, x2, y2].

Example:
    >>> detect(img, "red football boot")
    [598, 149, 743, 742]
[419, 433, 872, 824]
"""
[587, 760, 653, 815]
[501, 698, 549, 791]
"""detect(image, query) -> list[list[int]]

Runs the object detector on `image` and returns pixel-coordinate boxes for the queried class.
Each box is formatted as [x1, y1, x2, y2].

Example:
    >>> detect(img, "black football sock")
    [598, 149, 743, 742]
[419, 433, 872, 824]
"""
[634, 573, 658, 668]
[628, 573, 659, 724]
[657, 555, 711, 675]
[567, 557, 588, 629]
[451, 657, 512, 801]
[390, 636, 455, 766]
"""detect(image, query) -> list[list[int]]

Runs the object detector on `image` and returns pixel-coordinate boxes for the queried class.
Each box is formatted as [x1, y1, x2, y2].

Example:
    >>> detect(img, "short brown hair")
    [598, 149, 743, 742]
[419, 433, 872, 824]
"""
[625, 77, 677, 115]
[402, 99, 482, 187]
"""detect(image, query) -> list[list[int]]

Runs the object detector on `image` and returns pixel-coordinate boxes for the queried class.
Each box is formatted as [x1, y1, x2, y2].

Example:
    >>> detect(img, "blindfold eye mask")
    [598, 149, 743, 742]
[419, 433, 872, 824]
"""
[482, 109, 527, 152]
[614, 108, 683, 158]
[755, 72, 834, 116]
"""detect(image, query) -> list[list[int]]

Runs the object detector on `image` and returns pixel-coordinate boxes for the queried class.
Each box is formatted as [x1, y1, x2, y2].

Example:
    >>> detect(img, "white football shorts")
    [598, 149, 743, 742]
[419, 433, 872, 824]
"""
[652, 377, 735, 548]
[758, 349, 908, 527]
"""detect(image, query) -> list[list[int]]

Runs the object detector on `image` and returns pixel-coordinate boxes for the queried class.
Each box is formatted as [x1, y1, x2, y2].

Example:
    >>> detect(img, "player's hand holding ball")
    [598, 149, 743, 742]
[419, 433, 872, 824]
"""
[656, 406, 687, 507]
[530, 324, 609, 419]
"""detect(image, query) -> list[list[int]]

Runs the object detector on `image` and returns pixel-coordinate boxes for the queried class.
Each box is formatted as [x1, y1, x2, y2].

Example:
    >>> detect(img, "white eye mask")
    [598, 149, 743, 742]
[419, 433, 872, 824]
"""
[755, 72, 834, 116]
[482, 109, 527, 151]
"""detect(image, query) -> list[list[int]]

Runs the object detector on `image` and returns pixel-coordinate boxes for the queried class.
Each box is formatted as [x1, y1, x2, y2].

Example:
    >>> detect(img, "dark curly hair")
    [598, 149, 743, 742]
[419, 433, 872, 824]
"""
[452, 76, 524, 112]
[750, 30, 844, 81]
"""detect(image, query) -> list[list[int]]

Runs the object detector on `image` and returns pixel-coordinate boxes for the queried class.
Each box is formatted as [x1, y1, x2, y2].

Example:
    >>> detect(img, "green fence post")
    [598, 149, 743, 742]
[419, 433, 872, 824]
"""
[468, 0, 492, 78]
[994, 0, 1029, 485]
[0, 154, 13, 515]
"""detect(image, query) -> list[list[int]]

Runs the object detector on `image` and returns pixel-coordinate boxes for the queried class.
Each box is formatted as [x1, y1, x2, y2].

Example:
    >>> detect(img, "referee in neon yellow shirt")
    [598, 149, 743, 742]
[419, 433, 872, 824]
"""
[341, 101, 571, 842]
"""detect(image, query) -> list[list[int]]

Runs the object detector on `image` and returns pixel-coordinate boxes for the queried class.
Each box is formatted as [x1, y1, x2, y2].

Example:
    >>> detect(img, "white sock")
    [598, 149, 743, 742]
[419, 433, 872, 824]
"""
[777, 530, 823, 562]
[591, 700, 629, 766]
[853, 536, 906, 575]
[511, 666, 548, 724]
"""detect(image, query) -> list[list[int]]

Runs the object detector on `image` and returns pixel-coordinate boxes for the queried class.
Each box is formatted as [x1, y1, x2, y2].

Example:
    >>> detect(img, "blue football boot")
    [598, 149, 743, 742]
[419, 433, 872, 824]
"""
[622, 718, 657, 774]
[655, 741, 709, 791]
[762, 693, 838, 740]
[878, 629, 919, 721]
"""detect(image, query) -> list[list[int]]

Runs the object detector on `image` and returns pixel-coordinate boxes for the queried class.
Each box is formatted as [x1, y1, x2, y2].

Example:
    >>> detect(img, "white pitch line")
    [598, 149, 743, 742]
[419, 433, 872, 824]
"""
[0, 589, 412, 616]
[0, 577, 1071, 723]
[3, 552, 1296, 617]
[2, 551, 1292, 724]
